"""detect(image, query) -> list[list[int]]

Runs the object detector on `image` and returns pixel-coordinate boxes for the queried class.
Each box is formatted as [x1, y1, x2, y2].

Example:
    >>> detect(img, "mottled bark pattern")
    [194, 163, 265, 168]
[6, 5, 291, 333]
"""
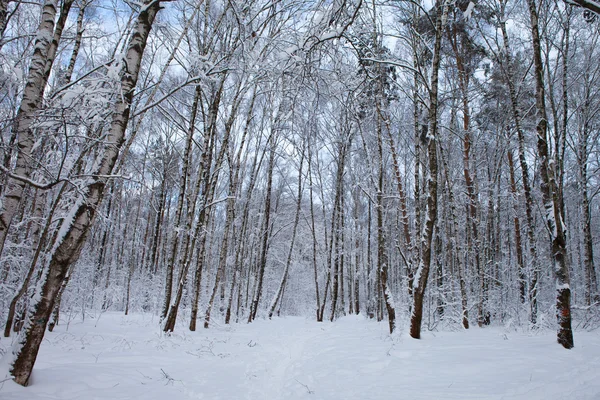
[0, 0, 58, 258]
[10, 0, 163, 385]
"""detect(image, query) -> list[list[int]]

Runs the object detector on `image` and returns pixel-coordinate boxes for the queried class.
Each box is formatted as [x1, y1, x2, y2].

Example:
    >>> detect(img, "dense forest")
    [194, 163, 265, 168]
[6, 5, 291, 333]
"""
[0, 0, 599, 386]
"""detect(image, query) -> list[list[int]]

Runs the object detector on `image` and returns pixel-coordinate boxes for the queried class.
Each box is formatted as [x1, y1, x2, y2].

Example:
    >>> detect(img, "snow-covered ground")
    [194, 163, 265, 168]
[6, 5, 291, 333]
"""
[1, 313, 599, 399]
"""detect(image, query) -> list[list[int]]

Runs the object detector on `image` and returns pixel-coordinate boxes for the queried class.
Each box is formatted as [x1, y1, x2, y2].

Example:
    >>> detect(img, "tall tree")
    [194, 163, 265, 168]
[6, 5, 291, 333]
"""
[526, 0, 574, 349]
[8, 0, 165, 384]
[410, 0, 450, 339]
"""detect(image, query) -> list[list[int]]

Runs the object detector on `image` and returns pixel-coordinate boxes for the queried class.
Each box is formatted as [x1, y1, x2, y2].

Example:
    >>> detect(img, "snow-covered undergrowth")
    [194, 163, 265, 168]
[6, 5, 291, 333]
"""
[1, 313, 599, 399]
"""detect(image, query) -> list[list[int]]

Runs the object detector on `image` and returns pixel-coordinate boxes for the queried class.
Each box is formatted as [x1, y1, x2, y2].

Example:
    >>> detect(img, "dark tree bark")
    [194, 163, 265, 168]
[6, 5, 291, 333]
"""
[160, 83, 200, 321]
[439, 145, 468, 329]
[308, 134, 322, 321]
[496, 0, 541, 323]
[508, 150, 526, 303]
[409, 0, 448, 340]
[526, 0, 574, 349]
[248, 131, 277, 322]
[269, 146, 304, 318]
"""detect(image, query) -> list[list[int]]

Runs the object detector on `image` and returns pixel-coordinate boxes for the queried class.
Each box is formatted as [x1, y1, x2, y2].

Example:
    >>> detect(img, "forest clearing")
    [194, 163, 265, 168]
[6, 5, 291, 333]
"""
[2, 312, 600, 399]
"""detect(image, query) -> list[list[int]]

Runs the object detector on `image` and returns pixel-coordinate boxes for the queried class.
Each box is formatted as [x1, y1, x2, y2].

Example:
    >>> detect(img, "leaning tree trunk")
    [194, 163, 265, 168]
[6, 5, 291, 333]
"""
[0, 0, 59, 258]
[61, 1, 86, 85]
[4, 181, 69, 337]
[8, 0, 163, 385]
[166, 82, 229, 332]
[526, 0, 573, 349]
[42, 0, 74, 85]
[165, 81, 224, 332]
[160, 83, 199, 320]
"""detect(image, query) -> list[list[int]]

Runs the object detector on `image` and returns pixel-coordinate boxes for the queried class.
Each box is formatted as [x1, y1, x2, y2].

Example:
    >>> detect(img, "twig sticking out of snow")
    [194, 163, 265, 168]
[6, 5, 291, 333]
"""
[295, 378, 314, 395]
[160, 368, 182, 386]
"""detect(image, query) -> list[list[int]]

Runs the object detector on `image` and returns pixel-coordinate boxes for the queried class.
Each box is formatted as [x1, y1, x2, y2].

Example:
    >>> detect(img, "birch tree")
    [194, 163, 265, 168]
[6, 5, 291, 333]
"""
[8, 0, 166, 384]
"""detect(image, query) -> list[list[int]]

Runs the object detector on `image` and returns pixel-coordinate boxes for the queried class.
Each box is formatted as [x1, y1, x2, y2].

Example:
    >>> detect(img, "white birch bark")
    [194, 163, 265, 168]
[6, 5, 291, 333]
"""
[0, 0, 58, 258]
[8, 0, 164, 385]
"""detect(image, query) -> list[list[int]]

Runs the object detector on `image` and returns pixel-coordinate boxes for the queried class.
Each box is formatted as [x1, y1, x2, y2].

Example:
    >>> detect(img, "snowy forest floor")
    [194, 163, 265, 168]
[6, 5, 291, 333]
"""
[1, 313, 599, 400]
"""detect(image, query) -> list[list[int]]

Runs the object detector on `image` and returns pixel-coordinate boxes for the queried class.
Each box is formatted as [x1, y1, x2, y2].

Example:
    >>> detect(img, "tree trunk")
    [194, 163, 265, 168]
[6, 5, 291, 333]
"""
[376, 90, 395, 333]
[9, 1, 163, 385]
[160, 84, 201, 321]
[508, 150, 526, 303]
[527, 0, 574, 349]
[308, 135, 322, 321]
[61, 1, 86, 85]
[0, 0, 59, 258]
[248, 132, 276, 322]
[497, 2, 541, 324]
[269, 147, 304, 318]
[409, 0, 448, 340]
[166, 80, 226, 332]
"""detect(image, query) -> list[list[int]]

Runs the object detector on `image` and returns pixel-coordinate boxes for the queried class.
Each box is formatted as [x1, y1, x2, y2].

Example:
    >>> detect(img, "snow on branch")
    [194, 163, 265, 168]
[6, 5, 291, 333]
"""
[565, 0, 600, 15]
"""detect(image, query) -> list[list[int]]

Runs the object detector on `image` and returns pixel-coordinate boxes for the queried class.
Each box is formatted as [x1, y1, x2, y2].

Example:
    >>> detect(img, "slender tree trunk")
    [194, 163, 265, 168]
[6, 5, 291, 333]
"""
[149, 173, 167, 274]
[527, 0, 573, 349]
[328, 130, 351, 321]
[308, 135, 322, 321]
[366, 201, 373, 317]
[375, 86, 395, 333]
[497, 3, 541, 324]
[377, 143, 395, 333]
[61, 2, 86, 85]
[161, 84, 201, 321]
[0, 0, 59, 258]
[43, 0, 74, 85]
[579, 95, 599, 305]
[203, 181, 235, 328]
[166, 80, 226, 332]
[409, 0, 448, 340]
[439, 146, 468, 329]
[248, 133, 276, 322]
[0, 0, 12, 44]
[268, 147, 304, 318]
[329, 183, 342, 322]
[385, 122, 413, 313]
[352, 184, 360, 315]
[508, 150, 526, 303]
[449, 24, 484, 325]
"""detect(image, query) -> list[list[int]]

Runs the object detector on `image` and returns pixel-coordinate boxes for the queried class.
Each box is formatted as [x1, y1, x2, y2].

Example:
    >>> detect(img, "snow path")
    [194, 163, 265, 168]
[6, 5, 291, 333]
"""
[1, 313, 599, 399]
